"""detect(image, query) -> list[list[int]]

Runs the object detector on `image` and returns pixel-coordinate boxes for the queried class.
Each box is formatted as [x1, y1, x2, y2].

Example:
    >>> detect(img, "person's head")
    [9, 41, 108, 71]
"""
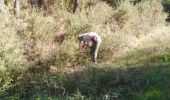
[78, 34, 84, 49]
[78, 34, 83, 42]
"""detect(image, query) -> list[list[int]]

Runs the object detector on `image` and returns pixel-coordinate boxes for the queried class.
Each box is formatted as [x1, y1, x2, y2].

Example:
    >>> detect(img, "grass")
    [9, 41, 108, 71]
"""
[0, 51, 170, 99]
[0, 0, 170, 99]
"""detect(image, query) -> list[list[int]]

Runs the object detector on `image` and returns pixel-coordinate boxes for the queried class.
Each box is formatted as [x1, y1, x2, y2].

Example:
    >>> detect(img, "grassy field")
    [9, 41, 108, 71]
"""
[0, 0, 170, 99]
[1, 52, 170, 100]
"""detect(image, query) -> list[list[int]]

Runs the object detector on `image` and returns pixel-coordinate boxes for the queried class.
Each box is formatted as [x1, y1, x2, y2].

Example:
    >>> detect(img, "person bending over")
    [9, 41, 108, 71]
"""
[78, 32, 101, 64]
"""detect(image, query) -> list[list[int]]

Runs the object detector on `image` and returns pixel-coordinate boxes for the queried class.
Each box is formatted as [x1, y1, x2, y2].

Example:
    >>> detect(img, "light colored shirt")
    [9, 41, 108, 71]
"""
[78, 32, 101, 43]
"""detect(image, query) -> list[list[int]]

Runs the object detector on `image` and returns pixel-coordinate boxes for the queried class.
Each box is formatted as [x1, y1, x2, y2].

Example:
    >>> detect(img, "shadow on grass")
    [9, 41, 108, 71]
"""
[1, 52, 170, 100]
[166, 17, 170, 23]
[163, 2, 170, 23]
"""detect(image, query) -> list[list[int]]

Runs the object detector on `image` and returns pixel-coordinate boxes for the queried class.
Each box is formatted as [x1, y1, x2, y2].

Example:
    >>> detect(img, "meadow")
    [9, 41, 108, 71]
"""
[0, 0, 170, 99]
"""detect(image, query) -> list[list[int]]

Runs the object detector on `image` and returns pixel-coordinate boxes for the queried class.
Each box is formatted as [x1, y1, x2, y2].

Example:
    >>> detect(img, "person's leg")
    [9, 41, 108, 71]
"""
[90, 41, 96, 63]
[94, 40, 101, 63]
[90, 41, 101, 63]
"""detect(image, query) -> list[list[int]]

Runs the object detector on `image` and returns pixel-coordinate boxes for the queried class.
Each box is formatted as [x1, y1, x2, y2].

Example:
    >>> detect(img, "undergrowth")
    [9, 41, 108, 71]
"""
[0, 0, 170, 99]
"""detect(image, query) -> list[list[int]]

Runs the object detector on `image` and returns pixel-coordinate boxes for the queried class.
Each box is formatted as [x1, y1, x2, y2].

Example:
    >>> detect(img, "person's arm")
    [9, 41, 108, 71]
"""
[81, 41, 86, 49]
[79, 41, 86, 50]
[91, 36, 97, 42]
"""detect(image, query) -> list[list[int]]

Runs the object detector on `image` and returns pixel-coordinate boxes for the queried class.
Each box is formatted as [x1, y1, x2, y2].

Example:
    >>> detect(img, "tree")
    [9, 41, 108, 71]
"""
[29, 0, 44, 8]
[14, 0, 20, 18]
[73, 0, 79, 13]
[132, 0, 141, 5]
[0, 0, 4, 12]
[37, 0, 44, 8]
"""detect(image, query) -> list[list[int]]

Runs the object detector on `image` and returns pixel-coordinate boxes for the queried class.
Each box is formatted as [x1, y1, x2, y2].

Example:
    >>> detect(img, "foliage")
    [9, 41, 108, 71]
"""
[0, 14, 29, 92]
[1, 52, 170, 99]
[0, 0, 170, 99]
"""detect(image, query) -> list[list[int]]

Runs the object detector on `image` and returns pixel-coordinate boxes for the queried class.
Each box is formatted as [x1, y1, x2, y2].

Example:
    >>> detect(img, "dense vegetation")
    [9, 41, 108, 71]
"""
[0, 0, 170, 99]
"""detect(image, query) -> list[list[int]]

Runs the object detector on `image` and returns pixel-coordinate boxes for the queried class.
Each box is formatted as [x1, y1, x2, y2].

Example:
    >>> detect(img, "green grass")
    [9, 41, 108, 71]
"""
[0, 0, 170, 99]
[0, 52, 170, 100]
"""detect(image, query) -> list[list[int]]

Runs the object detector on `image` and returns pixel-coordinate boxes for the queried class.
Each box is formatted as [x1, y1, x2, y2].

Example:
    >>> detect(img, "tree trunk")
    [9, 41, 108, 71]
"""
[73, 0, 79, 14]
[15, 0, 20, 18]
[37, 0, 44, 8]
[0, 0, 4, 12]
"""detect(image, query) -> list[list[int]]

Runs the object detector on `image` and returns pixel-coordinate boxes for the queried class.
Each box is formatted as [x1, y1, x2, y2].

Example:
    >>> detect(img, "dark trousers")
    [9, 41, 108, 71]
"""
[90, 41, 100, 63]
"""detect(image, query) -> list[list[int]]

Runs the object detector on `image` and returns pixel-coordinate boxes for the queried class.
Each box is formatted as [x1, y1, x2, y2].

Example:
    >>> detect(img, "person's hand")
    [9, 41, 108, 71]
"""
[79, 41, 84, 49]
[79, 41, 91, 52]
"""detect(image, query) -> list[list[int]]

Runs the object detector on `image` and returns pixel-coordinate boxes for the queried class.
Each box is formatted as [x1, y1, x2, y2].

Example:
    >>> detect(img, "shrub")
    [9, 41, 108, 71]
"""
[0, 14, 28, 92]
[57, 38, 79, 68]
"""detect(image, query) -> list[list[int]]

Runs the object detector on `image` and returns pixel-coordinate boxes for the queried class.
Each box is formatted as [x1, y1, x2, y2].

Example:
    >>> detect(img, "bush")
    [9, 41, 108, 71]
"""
[99, 0, 168, 61]
[0, 14, 28, 92]
[101, 0, 124, 8]
[57, 38, 79, 68]
[0, 0, 169, 98]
